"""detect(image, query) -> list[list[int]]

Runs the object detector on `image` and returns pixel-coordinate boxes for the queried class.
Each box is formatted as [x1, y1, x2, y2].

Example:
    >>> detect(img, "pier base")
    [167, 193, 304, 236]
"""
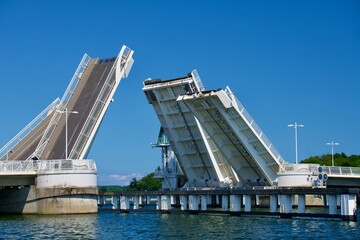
[161, 195, 171, 212]
[327, 195, 337, 215]
[189, 195, 199, 212]
[133, 196, 139, 210]
[297, 194, 305, 213]
[340, 194, 357, 221]
[270, 195, 277, 213]
[201, 195, 207, 211]
[280, 195, 292, 218]
[180, 195, 188, 210]
[244, 195, 251, 212]
[230, 195, 241, 212]
[120, 196, 130, 212]
[222, 195, 229, 211]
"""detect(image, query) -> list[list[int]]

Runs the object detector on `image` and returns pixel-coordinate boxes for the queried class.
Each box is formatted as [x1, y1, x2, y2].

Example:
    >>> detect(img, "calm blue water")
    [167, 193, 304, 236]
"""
[0, 211, 359, 239]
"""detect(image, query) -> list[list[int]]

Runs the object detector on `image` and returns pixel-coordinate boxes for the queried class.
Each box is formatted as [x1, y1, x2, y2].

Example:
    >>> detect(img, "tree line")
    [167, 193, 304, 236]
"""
[98, 172, 161, 193]
[301, 153, 360, 167]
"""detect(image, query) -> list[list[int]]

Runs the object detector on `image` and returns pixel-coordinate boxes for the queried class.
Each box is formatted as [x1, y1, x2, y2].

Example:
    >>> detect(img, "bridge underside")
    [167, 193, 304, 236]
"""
[143, 72, 238, 187]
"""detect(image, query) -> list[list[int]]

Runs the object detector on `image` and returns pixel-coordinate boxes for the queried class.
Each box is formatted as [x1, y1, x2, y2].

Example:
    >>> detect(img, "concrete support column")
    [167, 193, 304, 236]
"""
[139, 195, 143, 205]
[120, 196, 129, 211]
[230, 195, 241, 212]
[244, 195, 252, 212]
[161, 195, 171, 211]
[270, 195, 277, 213]
[216, 195, 220, 205]
[255, 195, 260, 206]
[341, 194, 357, 221]
[189, 195, 199, 211]
[327, 195, 337, 215]
[113, 196, 119, 209]
[110, 196, 114, 208]
[180, 195, 188, 210]
[201, 195, 207, 211]
[279, 195, 292, 215]
[222, 195, 229, 211]
[207, 195, 212, 205]
[133, 196, 139, 210]
[170, 195, 176, 205]
[156, 196, 161, 210]
[297, 194, 306, 213]
[147, 195, 150, 205]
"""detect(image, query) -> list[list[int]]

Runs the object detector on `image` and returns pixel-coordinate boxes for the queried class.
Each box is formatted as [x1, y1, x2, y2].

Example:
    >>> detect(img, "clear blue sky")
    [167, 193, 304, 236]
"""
[0, 0, 359, 185]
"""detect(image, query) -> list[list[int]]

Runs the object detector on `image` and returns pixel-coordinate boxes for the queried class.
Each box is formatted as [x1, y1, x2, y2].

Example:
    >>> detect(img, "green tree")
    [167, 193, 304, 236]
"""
[99, 173, 162, 193]
[301, 153, 360, 167]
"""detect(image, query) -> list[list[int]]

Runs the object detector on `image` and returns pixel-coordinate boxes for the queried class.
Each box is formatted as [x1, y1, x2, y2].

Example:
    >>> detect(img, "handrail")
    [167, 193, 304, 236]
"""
[191, 69, 205, 92]
[30, 54, 91, 160]
[0, 98, 60, 159]
[0, 159, 96, 172]
[322, 166, 360, 176]
[224, 86, 285, 164]
[69, 46, 134, 160]
[278, 163, 360, 177]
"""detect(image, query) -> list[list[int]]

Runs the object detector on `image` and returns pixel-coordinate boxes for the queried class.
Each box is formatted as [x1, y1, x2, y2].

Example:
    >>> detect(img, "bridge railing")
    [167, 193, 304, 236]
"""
[224, 86, 286, 164]
[0, 159, 96, 172]
[0, 98, 60, 160]
[279, 163, 360, 176]
[322, 166, 360, 176]
[0, 160, 35, 172]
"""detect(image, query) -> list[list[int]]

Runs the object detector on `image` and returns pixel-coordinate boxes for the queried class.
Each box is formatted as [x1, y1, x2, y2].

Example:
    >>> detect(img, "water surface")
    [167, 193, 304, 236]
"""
[0, 211, 359, 239]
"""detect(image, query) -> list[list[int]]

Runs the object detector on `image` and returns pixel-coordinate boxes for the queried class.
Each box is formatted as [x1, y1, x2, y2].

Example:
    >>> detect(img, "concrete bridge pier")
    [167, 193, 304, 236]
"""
[156, 196, 161, 210]
[279, 194, 293, 218]
[201, 195, 207, 211]
[120, 196, 130, 212]
[180, 195, 188, 210]
[270, 195, 278, 213]
[341, 194, 357, 221]
[189, 195, 199, 212]
[230, 195, 241, 213]
[112, 196, 119, 209]
[297, 194, 306, 213]
[222, 195, 229, 211]
[244, 195, 252, 212]
[327, 195, 337, 215]
[161, 195, 171, 212]
[133, 196, 139, 210]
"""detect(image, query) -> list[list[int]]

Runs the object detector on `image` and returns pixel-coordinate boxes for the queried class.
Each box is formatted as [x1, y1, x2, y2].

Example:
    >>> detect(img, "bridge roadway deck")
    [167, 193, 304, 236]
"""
[42, 58, 115, 160]
[99, 187, 360, 197]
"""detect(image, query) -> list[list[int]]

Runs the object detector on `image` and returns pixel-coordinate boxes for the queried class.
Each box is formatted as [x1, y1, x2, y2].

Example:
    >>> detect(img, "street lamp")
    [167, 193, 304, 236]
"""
[288, 122, 304, 164]
[57, 108, 78, 159]
[326, 141, 339, 167]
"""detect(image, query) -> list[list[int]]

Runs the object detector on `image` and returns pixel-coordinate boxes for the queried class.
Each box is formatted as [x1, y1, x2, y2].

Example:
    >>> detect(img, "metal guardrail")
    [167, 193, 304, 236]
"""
[0, 159, 96, 173]
[31, 54, 91, 160]
[322, 166, 360, 176]
[0, 98, 60, 160]
[191, 69, 205, 92]
[279, 164, 360, 176]
[224, 87, 285, 164]
[69, 46, 134, 160]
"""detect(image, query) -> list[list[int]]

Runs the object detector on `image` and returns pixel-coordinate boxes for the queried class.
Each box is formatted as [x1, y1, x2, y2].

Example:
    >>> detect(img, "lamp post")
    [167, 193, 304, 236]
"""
[57, 108, 78, 159]
[288, 122, 304, 164]
[326, 141, 339, 167]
